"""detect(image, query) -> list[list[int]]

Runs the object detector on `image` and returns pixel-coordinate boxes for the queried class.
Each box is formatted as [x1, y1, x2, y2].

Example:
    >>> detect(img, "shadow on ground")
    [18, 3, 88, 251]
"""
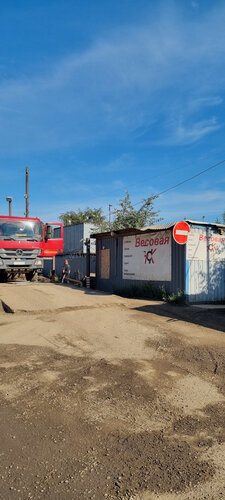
[133, 302, 225, 333]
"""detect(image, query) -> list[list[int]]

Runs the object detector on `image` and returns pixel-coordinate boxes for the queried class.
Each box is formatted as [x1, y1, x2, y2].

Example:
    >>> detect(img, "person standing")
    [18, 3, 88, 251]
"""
[62, 259, 71, 283]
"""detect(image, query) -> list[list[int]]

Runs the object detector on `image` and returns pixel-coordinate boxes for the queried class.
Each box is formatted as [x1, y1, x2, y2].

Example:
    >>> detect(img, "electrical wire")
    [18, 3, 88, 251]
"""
[132, 157, 225, 208]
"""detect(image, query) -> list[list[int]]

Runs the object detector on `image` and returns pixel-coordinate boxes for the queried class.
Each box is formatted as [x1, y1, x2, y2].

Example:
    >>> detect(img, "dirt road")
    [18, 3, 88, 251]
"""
[0, 282, 225, 500]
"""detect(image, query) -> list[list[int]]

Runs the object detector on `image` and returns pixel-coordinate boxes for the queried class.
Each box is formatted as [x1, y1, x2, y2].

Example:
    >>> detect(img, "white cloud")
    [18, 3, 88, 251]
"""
[174, 118, 221, 145]
[34, 187, 225, 224]
[0, 3, 225, 152]
[189, 96, 223, 110]
[160, 189, 225, 205]
[98, 154, 133, 173]
[154, 188, 225, 222]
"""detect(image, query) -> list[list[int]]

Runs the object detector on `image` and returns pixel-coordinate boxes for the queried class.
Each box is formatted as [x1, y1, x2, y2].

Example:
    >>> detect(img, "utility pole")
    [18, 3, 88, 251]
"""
[6, 197, 12, 216]
[25, 166, 29, 217]
[109, 204, 112, 224]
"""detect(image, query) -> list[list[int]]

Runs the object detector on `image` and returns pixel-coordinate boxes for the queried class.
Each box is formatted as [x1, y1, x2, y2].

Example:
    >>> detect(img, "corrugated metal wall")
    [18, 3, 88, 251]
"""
[56, 254, 96, 279]
[43, 258, 52, 277]
[187, 259, 225, 302]
[57, 223, 97, 253]
[186, 225, 225, 302]
[63, 224, 84, 253]
[96, 233, 185, 294]
[43, 254, 96, 279]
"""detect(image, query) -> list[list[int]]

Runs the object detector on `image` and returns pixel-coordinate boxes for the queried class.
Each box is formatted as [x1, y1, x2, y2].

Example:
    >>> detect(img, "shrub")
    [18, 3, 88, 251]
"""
[166, 289, 186, 305]
[114, 283, 186, 304]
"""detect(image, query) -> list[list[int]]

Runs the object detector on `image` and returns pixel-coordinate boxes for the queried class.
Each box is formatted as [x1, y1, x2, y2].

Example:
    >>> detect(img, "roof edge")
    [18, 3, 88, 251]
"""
[91, 219, 225, 238]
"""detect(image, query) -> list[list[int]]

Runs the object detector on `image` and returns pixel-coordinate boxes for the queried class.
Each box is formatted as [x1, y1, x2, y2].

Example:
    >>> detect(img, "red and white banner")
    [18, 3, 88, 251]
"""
[187, 228, 225, 261]
[123, 231, 171, 281]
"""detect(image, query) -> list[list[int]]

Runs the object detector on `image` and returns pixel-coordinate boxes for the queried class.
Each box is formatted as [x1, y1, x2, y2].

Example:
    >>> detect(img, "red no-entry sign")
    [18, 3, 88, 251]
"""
[173, 221, 190, 245]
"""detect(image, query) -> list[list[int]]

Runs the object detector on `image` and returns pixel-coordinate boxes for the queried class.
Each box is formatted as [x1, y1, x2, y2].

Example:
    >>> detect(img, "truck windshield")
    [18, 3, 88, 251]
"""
[0, 219, 43, 241]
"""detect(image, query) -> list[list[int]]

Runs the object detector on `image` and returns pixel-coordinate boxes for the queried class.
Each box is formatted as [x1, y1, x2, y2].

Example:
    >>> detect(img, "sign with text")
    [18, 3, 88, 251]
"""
[187, 228, 225, 261]
[123, 231, 171, 281]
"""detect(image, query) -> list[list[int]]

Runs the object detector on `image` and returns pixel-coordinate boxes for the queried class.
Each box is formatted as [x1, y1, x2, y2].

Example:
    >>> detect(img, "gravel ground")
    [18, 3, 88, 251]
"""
[0, 282, 225, 500]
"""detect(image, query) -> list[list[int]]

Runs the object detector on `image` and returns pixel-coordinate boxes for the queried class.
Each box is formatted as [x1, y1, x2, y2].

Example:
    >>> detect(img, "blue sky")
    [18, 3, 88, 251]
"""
[0, 0, 225, 223]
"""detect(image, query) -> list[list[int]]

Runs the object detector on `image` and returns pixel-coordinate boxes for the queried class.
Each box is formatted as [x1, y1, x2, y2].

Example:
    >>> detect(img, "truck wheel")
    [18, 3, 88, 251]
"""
[25, 271, 36, 282]
[0, 270, 7, 282]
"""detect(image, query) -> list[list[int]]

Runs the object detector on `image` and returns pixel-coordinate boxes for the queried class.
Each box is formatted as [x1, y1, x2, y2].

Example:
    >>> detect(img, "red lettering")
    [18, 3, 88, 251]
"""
[136, 234, 171, 247]
[135, 238, 140, 247]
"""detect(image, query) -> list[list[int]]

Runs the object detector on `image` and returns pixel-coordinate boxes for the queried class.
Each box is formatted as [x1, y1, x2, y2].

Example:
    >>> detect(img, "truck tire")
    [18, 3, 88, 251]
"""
[25, 271, 36, 282]
[0, 270, 7, 282]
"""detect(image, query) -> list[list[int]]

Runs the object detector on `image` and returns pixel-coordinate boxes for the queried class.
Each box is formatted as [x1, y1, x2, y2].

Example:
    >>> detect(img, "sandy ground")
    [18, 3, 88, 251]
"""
[0, 281, 225, 500]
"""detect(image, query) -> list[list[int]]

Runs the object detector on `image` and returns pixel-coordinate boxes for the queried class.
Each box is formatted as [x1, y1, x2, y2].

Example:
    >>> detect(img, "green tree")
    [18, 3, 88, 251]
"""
[215, 211, 225, 224]
[59, 208, 106, 226]
[111, 191, 162, 230]
[59, 192, 161, 232]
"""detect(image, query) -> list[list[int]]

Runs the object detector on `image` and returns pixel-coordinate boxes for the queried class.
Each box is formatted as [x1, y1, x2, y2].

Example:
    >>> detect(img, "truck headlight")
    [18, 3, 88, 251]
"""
[35, 259, 43, 266]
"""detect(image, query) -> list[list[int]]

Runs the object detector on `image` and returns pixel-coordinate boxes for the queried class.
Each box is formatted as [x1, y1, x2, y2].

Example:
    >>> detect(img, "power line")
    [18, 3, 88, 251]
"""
[131, 148, 225, 188]
[133, 157, 225, 208]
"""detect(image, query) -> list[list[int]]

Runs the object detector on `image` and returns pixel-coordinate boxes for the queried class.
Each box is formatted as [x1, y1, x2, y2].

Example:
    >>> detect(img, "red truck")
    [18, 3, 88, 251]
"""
[0, 216, 63, 281]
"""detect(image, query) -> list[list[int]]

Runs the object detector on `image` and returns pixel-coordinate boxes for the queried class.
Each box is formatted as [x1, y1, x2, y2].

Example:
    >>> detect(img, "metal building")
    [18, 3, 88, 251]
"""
[44, 223, 96, 279]
[54, 223, 96, 254]
[92, 220, 225, 303]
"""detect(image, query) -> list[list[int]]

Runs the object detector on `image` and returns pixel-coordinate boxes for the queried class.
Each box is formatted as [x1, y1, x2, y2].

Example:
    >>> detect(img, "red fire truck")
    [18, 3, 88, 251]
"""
[0, 216, 63, 281]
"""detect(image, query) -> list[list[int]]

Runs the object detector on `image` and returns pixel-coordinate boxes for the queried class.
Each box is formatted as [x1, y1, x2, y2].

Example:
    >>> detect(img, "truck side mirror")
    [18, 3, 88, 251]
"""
[45, 225, 52, 241]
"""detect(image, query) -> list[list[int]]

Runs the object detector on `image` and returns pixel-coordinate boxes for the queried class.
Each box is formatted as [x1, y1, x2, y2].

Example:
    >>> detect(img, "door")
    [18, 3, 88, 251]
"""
[41, 223, 64, 257]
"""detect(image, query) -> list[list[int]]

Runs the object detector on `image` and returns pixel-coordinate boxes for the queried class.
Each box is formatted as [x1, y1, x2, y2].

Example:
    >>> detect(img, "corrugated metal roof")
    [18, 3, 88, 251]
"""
[185, 219, 225, 228]
[139, 220, 225, 231]
[91, 223, 175, 238]
[91, 219, 225, 238]
[141, 222, 176, 231]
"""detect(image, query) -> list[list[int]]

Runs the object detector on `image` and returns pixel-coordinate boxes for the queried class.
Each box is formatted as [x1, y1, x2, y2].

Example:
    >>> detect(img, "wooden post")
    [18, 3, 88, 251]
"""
[52, 256, 55, 281]
[86, 238, 90, 278]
